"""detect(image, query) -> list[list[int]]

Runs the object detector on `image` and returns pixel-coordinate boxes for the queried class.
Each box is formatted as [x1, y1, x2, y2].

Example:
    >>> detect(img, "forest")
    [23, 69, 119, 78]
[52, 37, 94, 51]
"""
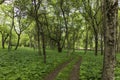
[0, 0, 120, 80]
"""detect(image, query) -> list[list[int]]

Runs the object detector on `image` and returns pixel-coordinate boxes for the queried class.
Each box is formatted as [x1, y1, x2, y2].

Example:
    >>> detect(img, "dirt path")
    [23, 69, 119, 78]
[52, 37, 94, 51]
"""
[44, 58, 73, 80]
[68, 56, 82, 80]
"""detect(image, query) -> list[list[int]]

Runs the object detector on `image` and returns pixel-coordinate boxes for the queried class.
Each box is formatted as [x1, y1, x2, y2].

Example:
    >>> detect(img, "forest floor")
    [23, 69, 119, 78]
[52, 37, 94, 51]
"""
[44, 56, 82, 80]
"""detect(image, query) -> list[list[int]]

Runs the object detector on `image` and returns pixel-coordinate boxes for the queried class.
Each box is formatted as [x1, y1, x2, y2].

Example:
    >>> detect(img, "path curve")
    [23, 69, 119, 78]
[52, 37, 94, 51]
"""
[44, 58, 73, 80]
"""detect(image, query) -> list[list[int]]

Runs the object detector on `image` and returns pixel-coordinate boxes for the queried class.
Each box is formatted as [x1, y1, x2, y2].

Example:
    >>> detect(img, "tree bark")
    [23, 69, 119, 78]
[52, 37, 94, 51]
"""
[84, 28, 88, 54]
[57, 41, 62, 53]
[8, 6, 14, 51]
[37, 29, 41, 55]
[118, 28, 120, 52]
[1, 33, 9, 49]
[102, 0, 118, 80]
[2, 35, 5, 49]
[33, 0, 42, 55]
[41, 32, 46, 63]
[72, 31, 76, 53]
[15, 34, 20, 50]
[94, 33, 98, 56]
[100, 33, 104, 55]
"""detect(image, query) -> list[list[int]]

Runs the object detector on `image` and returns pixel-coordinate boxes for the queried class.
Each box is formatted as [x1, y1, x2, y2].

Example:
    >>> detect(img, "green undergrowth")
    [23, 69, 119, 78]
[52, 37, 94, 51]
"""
[55, 56, 80, 80]
[78, 51, 120, 80]
[79, 51, 103, 80]
[0, 47, 74, 80]
[115, 53, 120, 80]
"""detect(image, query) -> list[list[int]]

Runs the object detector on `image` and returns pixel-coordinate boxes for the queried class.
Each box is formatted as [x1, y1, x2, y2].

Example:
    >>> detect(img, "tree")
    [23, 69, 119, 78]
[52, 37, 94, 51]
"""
[102, 0, 118, 79]
[28, 0, 42, 55]
[0, 0, 4, 4]
[5, 0, 15, 50]
[0, 25, 9, 49]
[79, 0, 102, 55]
[13, 0, 31, 50]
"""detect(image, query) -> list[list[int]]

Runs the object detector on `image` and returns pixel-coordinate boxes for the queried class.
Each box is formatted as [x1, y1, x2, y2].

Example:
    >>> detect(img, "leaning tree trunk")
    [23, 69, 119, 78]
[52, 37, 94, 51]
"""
[8, 5, 14, 51]
[15, 34, 20, 50]
[102, 0, 118, 80]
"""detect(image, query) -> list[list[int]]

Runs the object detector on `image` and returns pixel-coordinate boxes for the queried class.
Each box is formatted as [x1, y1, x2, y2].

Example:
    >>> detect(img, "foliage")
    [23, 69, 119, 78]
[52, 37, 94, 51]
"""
[0, 48, 72, 80]
[115, 53, 120, 80]
[79, 52, 103, 80]
[79, 51, 120, 80]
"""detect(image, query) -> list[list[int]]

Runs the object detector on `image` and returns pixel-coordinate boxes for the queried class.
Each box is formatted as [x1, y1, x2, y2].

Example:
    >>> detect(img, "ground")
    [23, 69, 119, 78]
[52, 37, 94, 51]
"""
[44, 56, 82, 80]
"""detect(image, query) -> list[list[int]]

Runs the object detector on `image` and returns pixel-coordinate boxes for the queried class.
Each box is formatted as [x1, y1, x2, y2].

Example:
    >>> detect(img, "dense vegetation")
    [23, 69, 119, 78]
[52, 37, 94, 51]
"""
[0, 48, 120, 80]
[0, 48, 72, 80]
[0, 0, 120, 79]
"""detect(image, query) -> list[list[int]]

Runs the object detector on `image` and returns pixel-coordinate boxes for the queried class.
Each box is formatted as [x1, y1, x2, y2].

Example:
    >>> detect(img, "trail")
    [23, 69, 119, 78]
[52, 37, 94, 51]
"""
[68, 56, 82, 80]
[44, 56, 82, 80]
[44, 58, 73, 80]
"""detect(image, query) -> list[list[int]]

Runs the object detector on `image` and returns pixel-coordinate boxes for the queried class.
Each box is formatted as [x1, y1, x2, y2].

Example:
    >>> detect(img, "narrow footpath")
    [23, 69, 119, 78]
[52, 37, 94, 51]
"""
[44, 56, 82, 80]
[68, 56, 82, 80]
[44, 58, 73, 80]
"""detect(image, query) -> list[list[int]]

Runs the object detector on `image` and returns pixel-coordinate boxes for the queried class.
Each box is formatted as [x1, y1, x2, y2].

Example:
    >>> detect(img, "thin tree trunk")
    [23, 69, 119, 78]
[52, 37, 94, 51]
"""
[8, 4, 14, 51]
[84, 30, 88, 54]
[60, 0, 69, 53]
[100, 33, 104, 55]
[15, 34, 20, 50]
[118, 29, 120, 52]
[2, 35, 5, 49]
[37, 31, 41, 55]
[8, 27, 13, 50]
[72, 31, 76, 53]
[94, 33, 98, 56]
[41, 33, 46, 63]
[33, 0, 42, 55]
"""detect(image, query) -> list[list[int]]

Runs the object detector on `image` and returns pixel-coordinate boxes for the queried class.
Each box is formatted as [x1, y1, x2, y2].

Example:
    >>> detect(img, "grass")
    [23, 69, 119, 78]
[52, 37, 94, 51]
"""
[0, 47, 73, 80]
[0, 48, 120, 80]
[79, 51, 120, 80]
[115, 53, 120, 80]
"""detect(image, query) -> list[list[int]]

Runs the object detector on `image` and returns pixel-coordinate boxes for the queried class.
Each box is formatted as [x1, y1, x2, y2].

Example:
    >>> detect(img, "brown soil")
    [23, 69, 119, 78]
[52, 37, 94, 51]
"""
[44, 58, 73, 80]
[68, 56, 82, 80]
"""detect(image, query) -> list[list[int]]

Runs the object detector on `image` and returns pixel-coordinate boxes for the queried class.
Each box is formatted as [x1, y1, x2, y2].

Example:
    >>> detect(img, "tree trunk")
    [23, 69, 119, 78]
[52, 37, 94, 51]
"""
[57, 41, 62, 53]
[2, 35, 5, 49]
[41, 33, 46, 63]
[102, 0, 118, 80]
[33, 0, 42, 55]
[8, 5, 14, 51]
[15, 34, 20, 50]
[37, 31, 41, 55]
[118, 29, 120, 52]
[94, 33, 98, 56]
[8, 28, 13, 50]
[100, 33, 104, 55]
[84, 28, 88, 54]
[72, 31, 76, 53]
